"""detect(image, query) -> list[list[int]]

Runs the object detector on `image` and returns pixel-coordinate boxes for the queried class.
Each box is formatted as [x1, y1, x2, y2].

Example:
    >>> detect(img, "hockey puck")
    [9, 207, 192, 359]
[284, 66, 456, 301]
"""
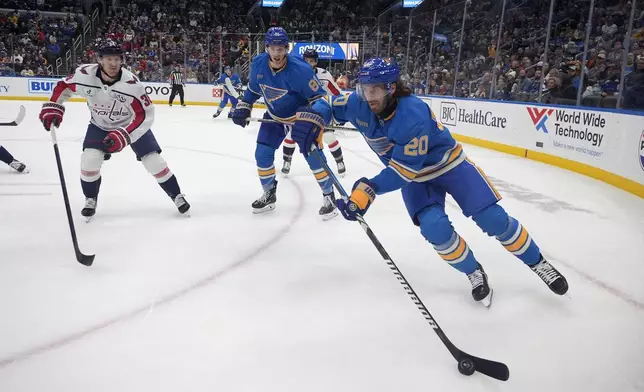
[457, 358, 476, 376]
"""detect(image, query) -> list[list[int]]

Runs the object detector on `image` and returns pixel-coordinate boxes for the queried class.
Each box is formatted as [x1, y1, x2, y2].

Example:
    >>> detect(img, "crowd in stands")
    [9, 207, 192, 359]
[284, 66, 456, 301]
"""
[0, 0, 642, 109]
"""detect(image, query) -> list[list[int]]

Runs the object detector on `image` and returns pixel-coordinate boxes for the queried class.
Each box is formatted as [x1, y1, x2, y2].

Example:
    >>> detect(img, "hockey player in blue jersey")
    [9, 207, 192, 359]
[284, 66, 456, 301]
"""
[213, 66, 242, 119]
[231, 27, 338, 219]
[291, 57, 568, 305]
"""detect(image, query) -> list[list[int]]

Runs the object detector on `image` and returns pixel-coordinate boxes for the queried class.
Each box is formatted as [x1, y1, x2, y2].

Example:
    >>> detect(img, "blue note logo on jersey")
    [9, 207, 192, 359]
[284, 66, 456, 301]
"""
[639, 130, 644, 172]
[260, 84, 288, 109]
[309, 79, 320, 92]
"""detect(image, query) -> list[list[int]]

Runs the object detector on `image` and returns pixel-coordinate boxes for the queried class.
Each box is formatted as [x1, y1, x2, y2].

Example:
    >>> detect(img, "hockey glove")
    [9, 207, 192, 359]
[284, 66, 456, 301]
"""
[39, 102, 65, 131]
[336, 177, 377, 221]
[231, 101, 252, 128]
[103, 128, 131, 153]
[290, 107, 325, 157]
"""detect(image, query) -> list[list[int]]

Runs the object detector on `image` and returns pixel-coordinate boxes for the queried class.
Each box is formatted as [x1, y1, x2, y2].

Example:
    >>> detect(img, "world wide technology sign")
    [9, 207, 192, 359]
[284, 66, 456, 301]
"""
[289, 42, 360, 61]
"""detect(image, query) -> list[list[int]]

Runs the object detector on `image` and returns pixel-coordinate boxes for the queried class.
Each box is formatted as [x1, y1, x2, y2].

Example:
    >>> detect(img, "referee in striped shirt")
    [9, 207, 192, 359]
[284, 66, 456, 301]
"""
[169, 65, 186, 107]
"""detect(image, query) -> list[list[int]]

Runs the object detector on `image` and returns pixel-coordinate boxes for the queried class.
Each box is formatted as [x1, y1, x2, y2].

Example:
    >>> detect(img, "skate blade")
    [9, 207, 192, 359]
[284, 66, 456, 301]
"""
[480, 287, 494, 308]
[252, 204, 275, 214]
[338, 171, 346, 178]
[320, 209, 339, 221]
[179, 210, 191, 217]
[281, 171, 290, 178]
[84, 215, 94, 223]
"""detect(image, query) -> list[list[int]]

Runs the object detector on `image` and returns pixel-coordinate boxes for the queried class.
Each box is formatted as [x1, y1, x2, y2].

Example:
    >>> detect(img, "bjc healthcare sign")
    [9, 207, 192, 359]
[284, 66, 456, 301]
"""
[289, 42, 360, 61]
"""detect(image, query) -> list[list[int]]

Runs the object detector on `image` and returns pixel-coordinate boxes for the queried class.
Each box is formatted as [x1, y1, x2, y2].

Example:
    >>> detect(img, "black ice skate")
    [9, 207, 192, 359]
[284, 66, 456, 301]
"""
[281, 161, 291, 176]
[81, 197, 97, 222]
[9, 160, 28, 173]
[252, 181, 277, 214]
[530, 256, 569, 295]
[336, 160, 346, 178]
[467, 263, 493, 307]
[173, 193, 191, 215]
[319, 192, 338, 220]
[212, 110, 222, 118]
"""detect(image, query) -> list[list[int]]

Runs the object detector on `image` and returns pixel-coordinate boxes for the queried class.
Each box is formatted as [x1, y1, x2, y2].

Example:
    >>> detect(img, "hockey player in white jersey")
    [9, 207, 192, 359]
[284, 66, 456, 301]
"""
[281, 49, 347, 177]
[38, 40, 190, 220]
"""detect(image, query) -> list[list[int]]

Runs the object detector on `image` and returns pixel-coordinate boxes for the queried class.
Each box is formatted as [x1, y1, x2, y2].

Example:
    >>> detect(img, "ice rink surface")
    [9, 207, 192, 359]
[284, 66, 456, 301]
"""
[1, 101, 643, 392]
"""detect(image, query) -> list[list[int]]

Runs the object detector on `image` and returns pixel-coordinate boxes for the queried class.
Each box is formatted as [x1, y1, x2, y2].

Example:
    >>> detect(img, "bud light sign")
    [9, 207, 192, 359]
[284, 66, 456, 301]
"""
[28, 79, 58, 94]
[289, 42, 360, 61]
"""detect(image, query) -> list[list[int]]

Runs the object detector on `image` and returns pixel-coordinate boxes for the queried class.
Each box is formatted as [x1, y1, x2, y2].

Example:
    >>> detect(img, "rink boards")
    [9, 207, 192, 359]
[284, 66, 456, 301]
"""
[0, 76, 642, 197]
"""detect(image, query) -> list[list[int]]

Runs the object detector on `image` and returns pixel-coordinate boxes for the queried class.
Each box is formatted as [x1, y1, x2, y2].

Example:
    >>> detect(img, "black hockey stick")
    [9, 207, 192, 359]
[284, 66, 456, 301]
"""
[312, 148, 509, 381]
[246, 117, 357, 132]
[0, 105, 26, 126]
[50, 126, 95, 266]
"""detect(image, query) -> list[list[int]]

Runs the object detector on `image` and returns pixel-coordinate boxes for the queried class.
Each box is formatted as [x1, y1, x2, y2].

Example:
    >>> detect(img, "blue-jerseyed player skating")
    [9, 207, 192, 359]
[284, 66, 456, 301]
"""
[291, 58, 569, 305]
[213, 66, 242, 119]
[231, 27, 338, 219]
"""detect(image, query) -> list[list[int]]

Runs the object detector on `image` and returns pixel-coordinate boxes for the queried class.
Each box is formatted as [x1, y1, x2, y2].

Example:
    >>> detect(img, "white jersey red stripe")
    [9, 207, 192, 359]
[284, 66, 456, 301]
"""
[315, 67, 342, 96]
[49, 64, 154, 144]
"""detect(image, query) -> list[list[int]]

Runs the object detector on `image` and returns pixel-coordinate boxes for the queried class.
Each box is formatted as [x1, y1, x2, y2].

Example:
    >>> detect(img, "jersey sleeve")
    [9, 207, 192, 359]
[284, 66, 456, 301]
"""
[330, 92, 357, 124]
[297, 66, 330, 124]
[49, 65, 93, 104]
[368, 121, 430, 194]
[115, 78, 155, 143]
[242, 57, 262, 104]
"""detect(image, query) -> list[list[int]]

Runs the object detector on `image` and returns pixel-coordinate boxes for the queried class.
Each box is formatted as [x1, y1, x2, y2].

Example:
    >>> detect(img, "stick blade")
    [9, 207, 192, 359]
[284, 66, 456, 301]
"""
[76, 252, 95, 267]
[470, 355, 510, 381]
[13, 105, 26, 126]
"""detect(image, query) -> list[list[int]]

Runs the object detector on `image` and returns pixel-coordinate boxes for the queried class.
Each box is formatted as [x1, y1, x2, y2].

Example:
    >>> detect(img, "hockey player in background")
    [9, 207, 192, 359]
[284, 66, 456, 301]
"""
[291, 58, 568, 306]
[0, 145, 28, 173]
[231, 27, 338, 219]
[213, 66, 242, 119]
[38, 40, 190, 220]
[282, 49, 347, 178]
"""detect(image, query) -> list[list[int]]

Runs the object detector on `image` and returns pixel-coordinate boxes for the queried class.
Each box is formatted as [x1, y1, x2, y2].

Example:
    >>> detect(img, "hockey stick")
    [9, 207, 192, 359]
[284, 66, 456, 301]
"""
[50, 126, 95, 266]
[311, 148, 510, 381]
[246, 117, 357, 132]
[0, 105, 26, 126]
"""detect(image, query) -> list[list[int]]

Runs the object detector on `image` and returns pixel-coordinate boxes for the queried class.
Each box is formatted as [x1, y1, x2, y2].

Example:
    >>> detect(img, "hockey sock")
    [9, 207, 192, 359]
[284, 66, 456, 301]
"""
[328, 140, 344, 163]
[496, 216, 541, 265]
[81, 177, 102, 198]
[283, 138, 296, 162]
[0, 146, 14, 165]
[433, 232, 478, 274]
[258, 165, 277, 190]
[159, 175, 181, 198]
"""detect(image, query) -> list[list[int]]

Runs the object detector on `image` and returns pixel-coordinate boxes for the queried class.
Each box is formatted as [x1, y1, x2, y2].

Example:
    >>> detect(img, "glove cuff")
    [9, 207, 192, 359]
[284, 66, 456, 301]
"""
[43, 102, 65, 112]
[115, 127, 131, 145]
[350, 181, 377, 210]
[236, 101, 252, 110]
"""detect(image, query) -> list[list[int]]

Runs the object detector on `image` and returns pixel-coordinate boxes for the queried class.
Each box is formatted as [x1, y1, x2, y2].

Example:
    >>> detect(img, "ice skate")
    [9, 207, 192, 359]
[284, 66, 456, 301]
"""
[81, 197, 97, 222]
[319, 192, 338, 220]
[173, 193, 190, 216]
[212, 110, 222, 118]
[467, 263, 493, 307]
[336, 160, 346, 177]
[530, 256, 569, 295]
[281, 161, 291, 177]
[9, 160, 28, 173]
[252, 181, 277, 214]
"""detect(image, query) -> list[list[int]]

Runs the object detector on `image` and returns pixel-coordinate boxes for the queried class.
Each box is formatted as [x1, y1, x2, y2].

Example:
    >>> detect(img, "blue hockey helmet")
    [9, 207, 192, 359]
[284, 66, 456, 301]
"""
[224, 65, 232, 72]
[265, 27, 289, 47]
[303, 48, 318, 61]
[358, 57, 400, 85]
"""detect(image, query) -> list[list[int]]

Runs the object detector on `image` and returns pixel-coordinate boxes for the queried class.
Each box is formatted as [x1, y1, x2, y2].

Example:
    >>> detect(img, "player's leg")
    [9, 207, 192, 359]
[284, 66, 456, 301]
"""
[402, 182, 492, 304]
[0, 144, 28, 173]
[227, 96, 238, 118]
[169, 86, 177, 106]
[80, 124, 107, 219]
[323, 130, 346, 177]
[252, 115, 286, 213]
[281, 129, 296, 176]
[299, 141, 337, 220]
[131, 130, 190, 214]
[213, 93, 229, 118]
[179, 86, 185, 106]
[440, 158, 568, 295]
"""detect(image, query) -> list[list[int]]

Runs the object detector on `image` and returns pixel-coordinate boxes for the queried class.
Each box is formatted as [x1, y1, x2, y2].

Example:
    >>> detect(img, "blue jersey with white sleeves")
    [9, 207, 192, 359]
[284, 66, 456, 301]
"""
[216, 73, 242, 95]
[243, 53, 331, 124]
[332, 93, 465, 194]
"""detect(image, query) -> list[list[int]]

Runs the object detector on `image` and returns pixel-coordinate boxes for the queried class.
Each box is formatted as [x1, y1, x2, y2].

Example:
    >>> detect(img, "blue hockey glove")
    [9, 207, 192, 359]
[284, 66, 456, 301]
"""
[336, 177, 377, 221]
[231, 101, 252, 128]
[290, 107, 325, 157]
